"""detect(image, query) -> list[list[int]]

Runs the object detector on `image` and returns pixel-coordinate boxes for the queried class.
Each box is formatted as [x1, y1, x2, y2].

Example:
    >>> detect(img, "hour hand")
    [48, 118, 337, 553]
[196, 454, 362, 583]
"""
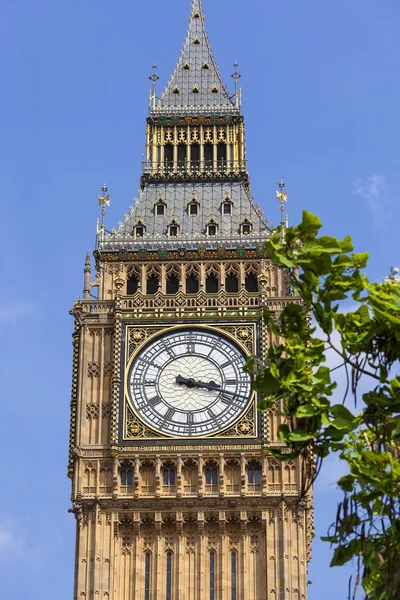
[176, 375, 221, 392]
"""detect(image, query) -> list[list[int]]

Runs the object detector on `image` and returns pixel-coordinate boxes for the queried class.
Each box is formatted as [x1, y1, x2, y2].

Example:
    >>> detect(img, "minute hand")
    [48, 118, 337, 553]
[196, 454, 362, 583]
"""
[194, 381, 249, 401]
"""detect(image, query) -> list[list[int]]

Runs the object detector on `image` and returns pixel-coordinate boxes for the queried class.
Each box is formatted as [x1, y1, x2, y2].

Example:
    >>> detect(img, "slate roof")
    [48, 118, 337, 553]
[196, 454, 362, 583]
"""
[152, 0, 237, 116]
[103, 182, 269, 249]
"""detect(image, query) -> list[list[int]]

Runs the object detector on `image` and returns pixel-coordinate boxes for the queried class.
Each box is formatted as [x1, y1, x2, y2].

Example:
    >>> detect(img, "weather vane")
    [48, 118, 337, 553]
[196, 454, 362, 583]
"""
[276, 179, 288, 240]
[149, 63, 160, 110]
[231, 61, 242, 108]
[98, 184, 110, 244]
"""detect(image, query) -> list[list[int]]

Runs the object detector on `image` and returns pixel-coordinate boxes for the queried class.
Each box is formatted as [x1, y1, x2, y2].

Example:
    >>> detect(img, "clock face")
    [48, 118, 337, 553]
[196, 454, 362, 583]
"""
[127, 328, 252, 438]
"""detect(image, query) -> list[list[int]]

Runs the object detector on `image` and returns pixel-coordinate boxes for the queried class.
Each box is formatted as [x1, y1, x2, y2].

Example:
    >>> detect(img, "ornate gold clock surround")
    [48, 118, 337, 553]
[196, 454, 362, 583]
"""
[120, 322, 260, 443]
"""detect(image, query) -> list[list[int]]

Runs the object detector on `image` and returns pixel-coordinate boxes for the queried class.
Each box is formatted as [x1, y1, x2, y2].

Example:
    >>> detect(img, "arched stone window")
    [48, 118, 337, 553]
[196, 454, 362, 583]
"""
[186, 266, 200, 294]
[127, 276, 139, 295]
[140, 460, 156, 495]
[225, 458, 240, 494]
[166, 267, 180, 295]
[188, 195, 200, 216]
[247, 460, 262, 492]
[146, 268, 160, 295]
[245, 272, 258, 293]
[225, 265, 239, 293]
[119, 460, 134, 494]
[206, 272, 219, 294]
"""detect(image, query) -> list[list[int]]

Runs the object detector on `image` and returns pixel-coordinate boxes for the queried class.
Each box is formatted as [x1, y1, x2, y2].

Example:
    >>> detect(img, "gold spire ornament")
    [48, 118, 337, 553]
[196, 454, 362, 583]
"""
[276, 179, 288, 241]
[98, 184, 110, 244]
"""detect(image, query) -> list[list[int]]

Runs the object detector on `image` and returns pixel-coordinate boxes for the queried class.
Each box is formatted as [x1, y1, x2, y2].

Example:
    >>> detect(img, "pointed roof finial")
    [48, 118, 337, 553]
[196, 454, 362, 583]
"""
[231, 61, 242, 109]
[276, 180, 288, 241]
[149, 63, 160, 110]
[98, 184, 110, 245]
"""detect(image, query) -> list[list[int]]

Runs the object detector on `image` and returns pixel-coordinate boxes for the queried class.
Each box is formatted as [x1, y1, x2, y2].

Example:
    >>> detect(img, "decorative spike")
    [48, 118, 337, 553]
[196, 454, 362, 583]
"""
[83, 253, 91, 299]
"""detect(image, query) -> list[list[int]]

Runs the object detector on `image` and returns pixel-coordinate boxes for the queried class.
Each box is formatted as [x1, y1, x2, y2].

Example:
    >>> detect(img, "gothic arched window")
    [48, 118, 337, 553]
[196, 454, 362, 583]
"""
[245, 272, 258, 293]
[166, 274, 179, 295]
[205, 468, 218, 485]
[210, 551, 216, 600]
[147, 275, 159, 295]
[231, 552, 237, 600]
[163, 467, 176, 486]
[166, 552, 173, 600]
[186, 273, 199, 294]
[120, 467, 133, 487]
[127, 276, 139, 295]
[226, 272, 239, 293]
[206, 273, 219, 294]
[168, 219, 180, 237]
[144, 553, 151, 600]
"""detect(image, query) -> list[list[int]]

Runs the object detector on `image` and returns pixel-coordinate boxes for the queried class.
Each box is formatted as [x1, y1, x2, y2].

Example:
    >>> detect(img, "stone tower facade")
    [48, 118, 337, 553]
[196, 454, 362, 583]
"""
[68, 1, 313, 599]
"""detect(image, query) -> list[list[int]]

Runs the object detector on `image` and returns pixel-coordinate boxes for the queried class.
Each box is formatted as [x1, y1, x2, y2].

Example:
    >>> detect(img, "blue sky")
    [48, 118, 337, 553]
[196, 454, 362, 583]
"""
[0, 0, 399, 597]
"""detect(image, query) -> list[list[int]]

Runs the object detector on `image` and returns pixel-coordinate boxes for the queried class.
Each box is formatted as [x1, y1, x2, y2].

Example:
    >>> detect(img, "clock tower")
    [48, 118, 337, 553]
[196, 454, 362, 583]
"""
[69, 1, 313, 599]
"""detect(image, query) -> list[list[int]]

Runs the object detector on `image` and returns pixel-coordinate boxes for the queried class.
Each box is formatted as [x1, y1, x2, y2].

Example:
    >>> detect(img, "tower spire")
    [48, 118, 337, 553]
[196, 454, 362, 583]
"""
[153, 0, 236, 115]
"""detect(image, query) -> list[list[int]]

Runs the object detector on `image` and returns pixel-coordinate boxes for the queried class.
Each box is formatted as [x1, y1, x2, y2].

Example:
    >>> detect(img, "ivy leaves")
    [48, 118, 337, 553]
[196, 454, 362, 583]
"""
[247, 211, 400, 599]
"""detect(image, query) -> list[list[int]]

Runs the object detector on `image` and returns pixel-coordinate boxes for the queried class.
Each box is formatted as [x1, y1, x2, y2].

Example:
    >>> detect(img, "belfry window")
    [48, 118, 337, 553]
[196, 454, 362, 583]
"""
[127, 276, 139, 295]
[206, 273, 219, 294]
[186, 274, 199, 294]
[147, 275, 159, 295]
[164, 144, 173, 170]
[178, 144, 186, 167]
[245, 273, 258, 293]
[191, 144, 200, 170]
[226, 273, 239, 294]
[204, 143, 213, 167]
[166, 274, 179, 295]
[217, 143, 227, 164]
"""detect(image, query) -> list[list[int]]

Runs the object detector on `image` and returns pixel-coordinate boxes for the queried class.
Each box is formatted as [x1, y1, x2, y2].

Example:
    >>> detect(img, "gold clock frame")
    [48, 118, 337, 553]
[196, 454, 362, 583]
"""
[120, 322, 259, 443]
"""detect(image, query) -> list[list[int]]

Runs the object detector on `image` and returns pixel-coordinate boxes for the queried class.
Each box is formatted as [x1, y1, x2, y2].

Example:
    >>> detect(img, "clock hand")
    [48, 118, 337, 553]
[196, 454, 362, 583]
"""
[176, 375, 221, 391]
[176, 376, 248, 400]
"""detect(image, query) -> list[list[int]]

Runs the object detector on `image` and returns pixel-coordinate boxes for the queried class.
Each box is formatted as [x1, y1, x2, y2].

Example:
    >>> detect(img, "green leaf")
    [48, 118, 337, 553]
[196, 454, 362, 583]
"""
[296, 405, 318, 418]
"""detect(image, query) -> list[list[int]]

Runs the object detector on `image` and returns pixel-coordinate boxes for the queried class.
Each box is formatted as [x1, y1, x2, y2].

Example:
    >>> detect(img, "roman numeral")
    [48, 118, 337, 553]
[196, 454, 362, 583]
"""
[148, 396, 161, 407]
[221, 361, 231, 369]
[164, 408, 175, 421]
[145, 380, 156, 386]
[226, 379, 236, 386]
